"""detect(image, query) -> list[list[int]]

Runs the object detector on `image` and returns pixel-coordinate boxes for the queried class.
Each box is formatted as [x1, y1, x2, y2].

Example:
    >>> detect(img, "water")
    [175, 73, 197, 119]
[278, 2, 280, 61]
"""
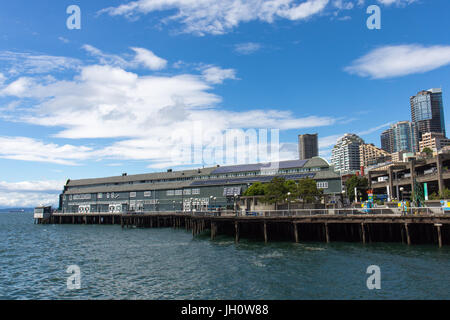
[0, 212, 449, 300]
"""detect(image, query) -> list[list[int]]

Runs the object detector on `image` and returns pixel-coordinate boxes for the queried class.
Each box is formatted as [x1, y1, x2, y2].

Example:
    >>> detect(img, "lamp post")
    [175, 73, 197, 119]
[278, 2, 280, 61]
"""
[287, 192, 291, 214]
[210, 195, 213, 212]
[234, 193, 238, 216]
[172, 200, 175, 211]
[400, 187, 404, 201]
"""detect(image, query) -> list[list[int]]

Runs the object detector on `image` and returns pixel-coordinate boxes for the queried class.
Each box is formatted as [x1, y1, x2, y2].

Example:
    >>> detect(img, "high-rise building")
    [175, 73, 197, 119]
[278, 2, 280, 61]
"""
[410, 88, 446, 138]
[298, 133, 318, 160]
[331, 133, 365, 173]
[380, 128, 394, 153]
[359, 143, 391, 168]
[390, 121, 418, 153]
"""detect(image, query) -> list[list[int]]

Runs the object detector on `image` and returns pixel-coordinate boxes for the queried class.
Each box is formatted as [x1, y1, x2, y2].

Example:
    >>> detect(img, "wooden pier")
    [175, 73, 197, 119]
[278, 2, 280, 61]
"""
[37, 212, 450, 247]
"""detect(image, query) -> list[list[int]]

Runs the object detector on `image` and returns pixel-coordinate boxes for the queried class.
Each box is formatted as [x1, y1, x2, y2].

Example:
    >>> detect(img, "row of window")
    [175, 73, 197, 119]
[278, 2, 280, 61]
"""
[69, 168, 324, 190]
[316, 182, 329, 189]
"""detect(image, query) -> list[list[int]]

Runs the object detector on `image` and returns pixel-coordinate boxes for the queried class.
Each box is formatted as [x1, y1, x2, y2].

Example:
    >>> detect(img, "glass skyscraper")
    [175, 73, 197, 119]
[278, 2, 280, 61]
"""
[410, 88, 446, 138]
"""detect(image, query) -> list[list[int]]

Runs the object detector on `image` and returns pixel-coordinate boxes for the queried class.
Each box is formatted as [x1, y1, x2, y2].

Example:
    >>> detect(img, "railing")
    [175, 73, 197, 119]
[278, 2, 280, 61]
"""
[54, 207, 449, 217]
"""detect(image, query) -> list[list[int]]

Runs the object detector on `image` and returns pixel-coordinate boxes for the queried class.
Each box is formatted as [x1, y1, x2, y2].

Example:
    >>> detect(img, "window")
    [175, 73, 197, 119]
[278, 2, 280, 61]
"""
[183, 189, 191, 195]
[175, 190, 182, 196]
[167, 190, 175, 196]
[192, 189, 200, 195]
[317, 182, 328, 189]
[130, 192, 136, 198]
[98, 193, 103, 199]
[144, 191, 151, 197]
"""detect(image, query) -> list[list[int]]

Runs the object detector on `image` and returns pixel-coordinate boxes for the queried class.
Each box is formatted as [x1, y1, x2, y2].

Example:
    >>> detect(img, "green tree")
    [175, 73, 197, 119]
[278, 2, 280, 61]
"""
[297, 178, 323, 207]
[243, 182, 267, 196]
[422, 147, 433, 157]
[262, 177, 290, 209]
[345, 175, 368, 202]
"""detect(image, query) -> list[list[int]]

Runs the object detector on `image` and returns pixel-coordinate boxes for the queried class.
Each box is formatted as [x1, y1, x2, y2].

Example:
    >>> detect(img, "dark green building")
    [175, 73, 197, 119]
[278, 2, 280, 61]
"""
[60, 157, 341, 213]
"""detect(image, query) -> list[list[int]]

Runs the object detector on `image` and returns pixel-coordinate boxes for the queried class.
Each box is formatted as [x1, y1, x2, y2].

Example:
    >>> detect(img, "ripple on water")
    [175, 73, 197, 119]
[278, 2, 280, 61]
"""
[1, 212, 450, 300]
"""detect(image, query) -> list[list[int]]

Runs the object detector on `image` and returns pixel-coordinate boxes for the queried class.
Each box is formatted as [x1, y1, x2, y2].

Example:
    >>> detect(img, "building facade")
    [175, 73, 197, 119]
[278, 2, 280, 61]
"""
[390, 121, 419, 153]
[59, 158, 342, 214]
[381, 128, 394, 153]
[359, 143, 391, 168]
[298, 133, 319, 160]
[331, 134, 365, 173]
[410, 88, 446, 138]
[419, 132, 450, 153]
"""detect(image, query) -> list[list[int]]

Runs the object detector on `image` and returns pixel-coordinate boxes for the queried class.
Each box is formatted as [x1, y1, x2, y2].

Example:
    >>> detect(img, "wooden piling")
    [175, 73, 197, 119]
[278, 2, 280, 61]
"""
[405, 223, 411, 245]
[435, 224, 443, 248]
[361, 223, 366, 244]
[325, 223, 330, 243]
[294, 222, 299, 243]
[235, 221, 240, 243]
[263, 222, 268, 244]
[211, 222, 216, 240]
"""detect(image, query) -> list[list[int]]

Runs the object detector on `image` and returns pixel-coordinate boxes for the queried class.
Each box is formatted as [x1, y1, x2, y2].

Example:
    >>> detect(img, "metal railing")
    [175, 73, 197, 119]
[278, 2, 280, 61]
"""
[54, 207, 449, 217]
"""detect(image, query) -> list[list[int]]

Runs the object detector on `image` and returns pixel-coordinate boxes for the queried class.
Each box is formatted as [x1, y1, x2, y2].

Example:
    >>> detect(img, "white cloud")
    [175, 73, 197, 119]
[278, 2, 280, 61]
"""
[0, 77, 34, 96]
[100, 0, 330, 35]
[0, 73, 6, 84]
[319, 134, 342, 148]
[0, 48, 337, 168]
[376, 0, 416, 6]
[201, 66, 238, 84]
[345, 45, 450, 79]
[234, 42, 262, 55]
[0, 136, 93, 165]
[0, 192, 59, 208]
[131, 47, 167, 70]
[0, 180, 65, 192]
[82, 45, 167, 71]
[0, 51, 81, 75]
[0, 180, 66, 208]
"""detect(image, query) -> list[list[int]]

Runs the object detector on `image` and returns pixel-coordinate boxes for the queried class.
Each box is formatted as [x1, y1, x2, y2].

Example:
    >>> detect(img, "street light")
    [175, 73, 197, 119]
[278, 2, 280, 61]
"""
[287, 192, 291, 214]
[234, 193, 238, 216]
[400, 187, 404, 201]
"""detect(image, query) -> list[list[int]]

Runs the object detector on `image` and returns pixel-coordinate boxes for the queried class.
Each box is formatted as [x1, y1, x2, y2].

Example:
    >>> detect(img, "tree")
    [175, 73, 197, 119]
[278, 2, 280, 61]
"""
[422, 147, 433, 157]
[345, 175, 368, 202]
[243, 182, 267, 196]
[296, 178, 323, 207]
[263, 177, 290, 209]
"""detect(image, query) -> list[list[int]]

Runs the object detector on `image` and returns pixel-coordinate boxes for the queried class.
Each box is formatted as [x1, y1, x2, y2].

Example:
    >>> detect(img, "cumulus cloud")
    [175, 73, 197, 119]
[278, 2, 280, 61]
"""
[0, 180, 66, 208]
[100, 0, 330, 35]
[0, 192, 59, 208]
[345, 45, 450, 79]
[201, 66, 238, 84]
[0, 47, 337, 168]
[131, 47, 167, 70]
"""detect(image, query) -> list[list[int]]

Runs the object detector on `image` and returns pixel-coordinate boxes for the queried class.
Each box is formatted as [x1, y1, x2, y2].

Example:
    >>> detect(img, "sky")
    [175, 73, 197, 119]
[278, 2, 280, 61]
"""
[0, 0, 449, 207]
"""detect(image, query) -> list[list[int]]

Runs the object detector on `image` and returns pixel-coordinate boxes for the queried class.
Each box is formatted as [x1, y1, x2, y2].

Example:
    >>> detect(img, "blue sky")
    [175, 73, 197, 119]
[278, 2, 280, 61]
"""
[0, 0, 449, 207]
